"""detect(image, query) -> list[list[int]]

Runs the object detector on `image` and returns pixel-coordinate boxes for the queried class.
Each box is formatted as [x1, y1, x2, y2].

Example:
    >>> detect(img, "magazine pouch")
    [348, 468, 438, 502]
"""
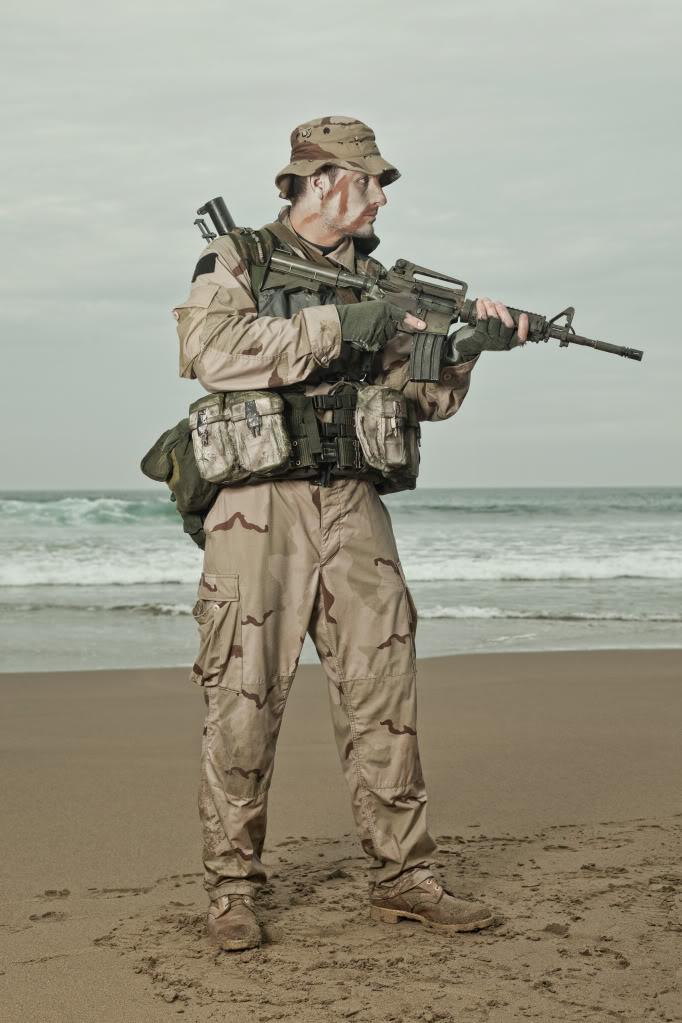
[189, 393, 246, 484]
[355, 385, 420, 479]
[224, 391, 292, 476]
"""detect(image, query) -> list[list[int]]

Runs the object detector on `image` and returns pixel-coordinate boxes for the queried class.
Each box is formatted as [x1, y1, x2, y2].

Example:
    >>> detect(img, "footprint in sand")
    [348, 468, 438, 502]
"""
[85, 886, 153, 898]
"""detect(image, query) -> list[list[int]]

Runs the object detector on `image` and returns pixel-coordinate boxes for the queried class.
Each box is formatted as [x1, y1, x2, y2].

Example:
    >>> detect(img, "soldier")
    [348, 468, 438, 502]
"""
[173, 116, 528, 951]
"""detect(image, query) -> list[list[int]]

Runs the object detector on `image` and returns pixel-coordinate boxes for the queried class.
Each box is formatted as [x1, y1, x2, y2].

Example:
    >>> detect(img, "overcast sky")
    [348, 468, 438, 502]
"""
[2, 0, 680, 489]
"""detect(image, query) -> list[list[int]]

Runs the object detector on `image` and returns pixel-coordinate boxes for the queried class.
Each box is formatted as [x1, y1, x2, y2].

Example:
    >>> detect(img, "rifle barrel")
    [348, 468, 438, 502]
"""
[265, 253, 645, 363]
[459, 298, 642, 362]
[269, 251, 371, 292]
[552, 331, 643, 361]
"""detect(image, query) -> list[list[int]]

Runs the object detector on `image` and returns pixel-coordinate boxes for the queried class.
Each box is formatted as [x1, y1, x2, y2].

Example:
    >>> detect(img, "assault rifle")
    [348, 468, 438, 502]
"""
[194, 196, 644, 383]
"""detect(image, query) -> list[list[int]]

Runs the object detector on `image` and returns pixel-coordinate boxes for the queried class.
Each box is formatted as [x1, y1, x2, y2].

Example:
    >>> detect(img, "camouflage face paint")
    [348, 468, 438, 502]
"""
[321, 170, 385, 240]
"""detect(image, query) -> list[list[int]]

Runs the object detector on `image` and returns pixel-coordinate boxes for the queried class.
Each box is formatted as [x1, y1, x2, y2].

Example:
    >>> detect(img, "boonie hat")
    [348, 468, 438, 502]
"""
[275, 115, 401, 200]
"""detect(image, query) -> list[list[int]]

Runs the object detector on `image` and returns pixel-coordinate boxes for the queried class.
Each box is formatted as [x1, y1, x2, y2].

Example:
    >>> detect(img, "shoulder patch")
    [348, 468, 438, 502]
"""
[192, 253, 218, 282]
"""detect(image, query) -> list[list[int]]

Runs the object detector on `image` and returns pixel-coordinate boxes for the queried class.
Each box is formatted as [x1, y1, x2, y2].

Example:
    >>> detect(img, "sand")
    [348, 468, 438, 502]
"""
[1, 649, 681, 1022]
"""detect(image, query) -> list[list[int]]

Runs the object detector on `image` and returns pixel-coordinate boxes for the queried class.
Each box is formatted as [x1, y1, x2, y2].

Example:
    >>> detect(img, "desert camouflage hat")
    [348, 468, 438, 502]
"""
[275, 115, 401, 199]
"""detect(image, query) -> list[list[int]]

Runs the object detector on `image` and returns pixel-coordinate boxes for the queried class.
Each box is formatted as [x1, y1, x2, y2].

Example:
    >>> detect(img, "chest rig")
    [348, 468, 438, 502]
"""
[141, 224, 419, 550]
[224, 223, 392, 488]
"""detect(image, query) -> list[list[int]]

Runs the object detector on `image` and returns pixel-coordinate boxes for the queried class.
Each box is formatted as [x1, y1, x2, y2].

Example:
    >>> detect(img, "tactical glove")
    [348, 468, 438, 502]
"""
[336, 300, 408, 353]
[448, 317, 525, 363]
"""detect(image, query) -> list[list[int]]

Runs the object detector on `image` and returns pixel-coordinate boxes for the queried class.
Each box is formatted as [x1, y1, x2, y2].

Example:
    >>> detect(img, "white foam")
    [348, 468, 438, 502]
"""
[2, 545, 681, 587]
[0, 547, 202, 586]
[419, 605, 682, 622]
[401, 552, 682, 581]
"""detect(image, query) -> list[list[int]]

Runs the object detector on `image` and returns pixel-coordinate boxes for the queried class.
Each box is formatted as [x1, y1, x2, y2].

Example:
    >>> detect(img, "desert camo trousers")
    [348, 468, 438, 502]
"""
[191, 478, 437, 901]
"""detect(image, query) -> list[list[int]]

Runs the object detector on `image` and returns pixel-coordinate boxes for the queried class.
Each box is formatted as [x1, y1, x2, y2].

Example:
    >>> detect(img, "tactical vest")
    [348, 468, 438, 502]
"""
[215, 224, 415, 491]
[141, 224, 419, 548]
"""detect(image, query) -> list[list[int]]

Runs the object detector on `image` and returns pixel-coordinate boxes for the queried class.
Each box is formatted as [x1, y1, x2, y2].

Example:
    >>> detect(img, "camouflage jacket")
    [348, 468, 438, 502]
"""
[172, 209, 478, 423]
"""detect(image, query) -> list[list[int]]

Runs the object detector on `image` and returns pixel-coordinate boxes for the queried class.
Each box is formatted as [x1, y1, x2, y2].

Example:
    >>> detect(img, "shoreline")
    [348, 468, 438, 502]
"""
[3, 642, 682, 676]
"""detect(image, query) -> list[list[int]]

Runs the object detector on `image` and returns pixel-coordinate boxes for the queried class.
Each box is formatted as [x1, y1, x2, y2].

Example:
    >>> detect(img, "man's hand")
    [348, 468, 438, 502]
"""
[337, 301, 426, 353]
[452, 297, 529, 361]
[402, 312, 427, 332]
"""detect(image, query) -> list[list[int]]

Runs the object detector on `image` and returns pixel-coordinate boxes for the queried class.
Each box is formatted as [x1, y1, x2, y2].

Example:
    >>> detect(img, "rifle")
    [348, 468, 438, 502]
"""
[195, 196, 644, 382]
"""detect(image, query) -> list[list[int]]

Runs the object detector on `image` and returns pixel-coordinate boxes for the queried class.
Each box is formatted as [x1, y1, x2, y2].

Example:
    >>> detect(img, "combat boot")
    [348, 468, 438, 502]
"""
[206, 894, 261, 950]
[370, 876, 494, 933]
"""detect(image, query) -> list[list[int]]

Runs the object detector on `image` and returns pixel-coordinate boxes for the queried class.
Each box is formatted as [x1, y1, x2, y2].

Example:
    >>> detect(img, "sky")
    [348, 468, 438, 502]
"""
[2, 0, 680, 489]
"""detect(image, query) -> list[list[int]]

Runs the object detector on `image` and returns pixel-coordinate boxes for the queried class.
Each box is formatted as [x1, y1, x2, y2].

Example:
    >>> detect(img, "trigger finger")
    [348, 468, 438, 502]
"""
[402, 311, 426, 331]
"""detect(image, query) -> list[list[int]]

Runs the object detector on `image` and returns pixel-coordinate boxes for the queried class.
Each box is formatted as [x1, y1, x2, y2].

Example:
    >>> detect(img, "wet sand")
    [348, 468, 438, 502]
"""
[1, 650, 681, 1022]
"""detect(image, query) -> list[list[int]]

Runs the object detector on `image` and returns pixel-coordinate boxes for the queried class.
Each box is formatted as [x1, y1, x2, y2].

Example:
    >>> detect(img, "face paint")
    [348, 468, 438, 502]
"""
[334, 176, 350, 219]
[321, 170, 386, 239]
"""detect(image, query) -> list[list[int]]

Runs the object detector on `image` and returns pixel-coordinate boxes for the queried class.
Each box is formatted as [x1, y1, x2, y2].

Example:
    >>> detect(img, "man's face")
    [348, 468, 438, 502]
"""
[319, 169, 387, 239]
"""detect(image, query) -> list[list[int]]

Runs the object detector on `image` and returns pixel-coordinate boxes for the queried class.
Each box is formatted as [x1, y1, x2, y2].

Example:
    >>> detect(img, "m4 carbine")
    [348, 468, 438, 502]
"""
[195, 196, 644, 382]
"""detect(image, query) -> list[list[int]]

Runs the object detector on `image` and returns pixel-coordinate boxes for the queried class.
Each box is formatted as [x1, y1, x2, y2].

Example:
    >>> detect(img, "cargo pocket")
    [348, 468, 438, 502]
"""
[189, 574, 242, 690]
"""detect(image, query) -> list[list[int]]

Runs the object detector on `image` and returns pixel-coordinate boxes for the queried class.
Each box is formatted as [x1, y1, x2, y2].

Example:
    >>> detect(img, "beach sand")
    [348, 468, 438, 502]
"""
[1, 649, 681, 1022]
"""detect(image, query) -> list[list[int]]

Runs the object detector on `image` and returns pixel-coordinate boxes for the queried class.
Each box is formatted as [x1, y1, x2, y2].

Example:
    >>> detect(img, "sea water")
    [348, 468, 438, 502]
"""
[1, 487, 680, 672]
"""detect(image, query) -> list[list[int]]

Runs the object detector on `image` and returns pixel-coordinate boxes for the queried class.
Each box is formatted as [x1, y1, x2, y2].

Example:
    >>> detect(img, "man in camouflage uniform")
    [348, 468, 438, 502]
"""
[173, 116, 528, 950]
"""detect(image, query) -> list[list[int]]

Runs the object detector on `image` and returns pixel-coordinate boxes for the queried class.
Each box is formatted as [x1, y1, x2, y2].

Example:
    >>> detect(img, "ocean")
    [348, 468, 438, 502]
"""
[1, 487, 680, 673]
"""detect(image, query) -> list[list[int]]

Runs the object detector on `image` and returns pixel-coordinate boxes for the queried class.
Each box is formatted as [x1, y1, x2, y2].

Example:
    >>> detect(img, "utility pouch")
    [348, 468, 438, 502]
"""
[189, 393, 246, 485]
[224, 391, 292, 476]
[140, 418, 220, 549]
[355, 385, 420, 479]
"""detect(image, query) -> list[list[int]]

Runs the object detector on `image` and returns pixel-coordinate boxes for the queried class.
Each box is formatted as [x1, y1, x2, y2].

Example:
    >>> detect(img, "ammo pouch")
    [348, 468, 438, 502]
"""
[140, 419, 219, 549]
[355, 386, 421, 481]
[189, 391, 292, 483]
[187, 384, 420, 493]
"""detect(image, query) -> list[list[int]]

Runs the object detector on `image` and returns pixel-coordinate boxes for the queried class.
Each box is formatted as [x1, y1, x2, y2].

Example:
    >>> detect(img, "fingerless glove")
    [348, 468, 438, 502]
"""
[336, 301, 407, 353]
[448, 316, 524, 362]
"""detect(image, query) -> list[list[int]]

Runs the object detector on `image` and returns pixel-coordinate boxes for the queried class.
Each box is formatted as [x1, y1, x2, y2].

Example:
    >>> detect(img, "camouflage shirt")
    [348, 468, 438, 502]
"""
[173, 209, 477, 422]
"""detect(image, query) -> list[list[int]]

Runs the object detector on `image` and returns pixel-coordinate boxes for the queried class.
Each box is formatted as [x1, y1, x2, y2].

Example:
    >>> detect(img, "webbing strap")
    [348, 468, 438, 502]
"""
[282, 390, 365, 473]
[312, 393, 357, 411]
[332, 409, 356, 427]
[319, 422, 356, 439]
[250, 262, 268, 297]
[223, 228, 276, 300]
[336, 438, 363, 470]
[302, 400, 322, 456]
[283, 393, 322, 468]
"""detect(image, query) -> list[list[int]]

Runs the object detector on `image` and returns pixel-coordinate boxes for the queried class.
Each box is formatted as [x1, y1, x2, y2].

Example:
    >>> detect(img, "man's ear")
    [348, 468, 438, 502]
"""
[309, 172, 330, 202]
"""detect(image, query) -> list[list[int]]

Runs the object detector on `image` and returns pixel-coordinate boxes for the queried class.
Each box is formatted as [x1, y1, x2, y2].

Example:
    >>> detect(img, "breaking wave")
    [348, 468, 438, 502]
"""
[1, 547, 681, 586]
[419, 605, 682, 623]
[10, 601, 195, 616]
[0, 553, 202, 587]
[2, 486, 680, 529]
[0, 494, 176, 526]
[400, 553, 682, 582]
